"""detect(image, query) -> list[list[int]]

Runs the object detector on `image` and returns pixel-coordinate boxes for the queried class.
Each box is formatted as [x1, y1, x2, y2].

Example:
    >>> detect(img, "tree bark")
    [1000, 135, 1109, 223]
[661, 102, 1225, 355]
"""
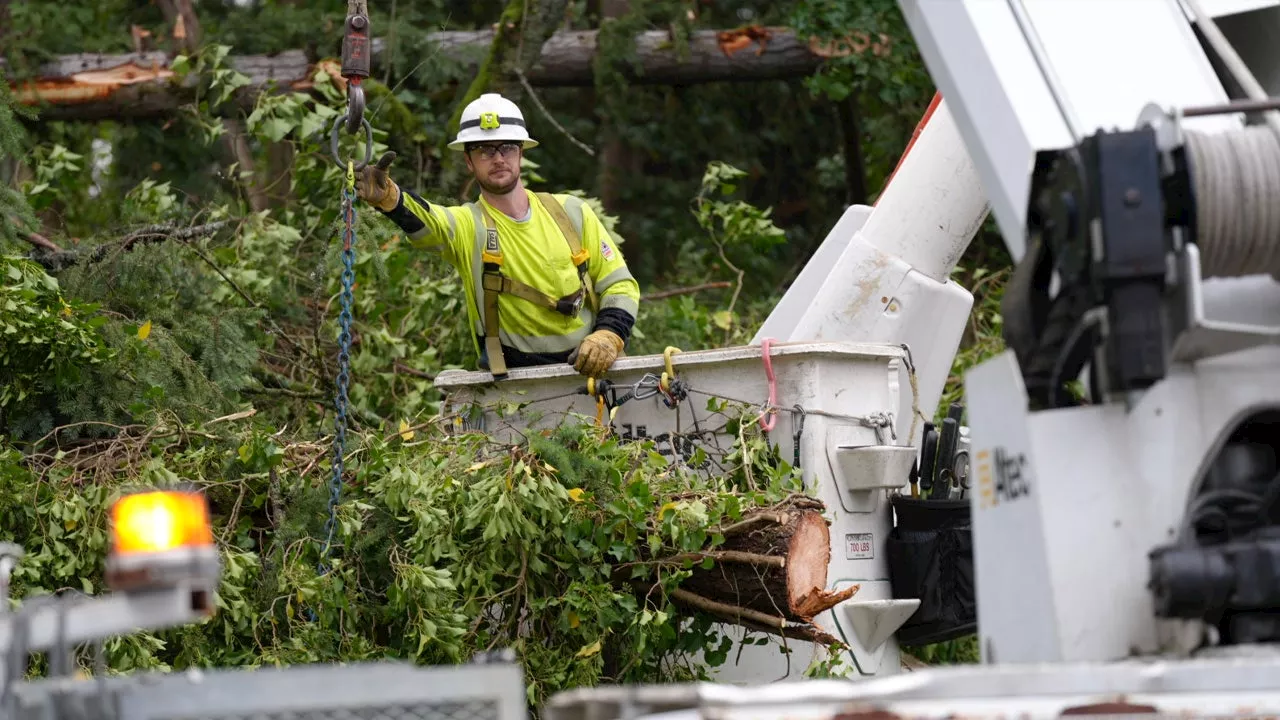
[636, 495, 859, 645]
[5, 50, 314, 122]
[0, 0, 11, 42]
[5, 27, 832, 121]
[220, 118, 270, 213]
[264, 140, 295, 210]
[595, 0, 633, 215]
[837, 94, 868, 206]
[155, 0, 202, 55]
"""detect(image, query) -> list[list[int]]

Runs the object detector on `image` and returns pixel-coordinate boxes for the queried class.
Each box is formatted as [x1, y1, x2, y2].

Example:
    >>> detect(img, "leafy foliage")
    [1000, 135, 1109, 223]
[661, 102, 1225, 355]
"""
[0, 255, 111, 427]
[0, 404, 828, 706]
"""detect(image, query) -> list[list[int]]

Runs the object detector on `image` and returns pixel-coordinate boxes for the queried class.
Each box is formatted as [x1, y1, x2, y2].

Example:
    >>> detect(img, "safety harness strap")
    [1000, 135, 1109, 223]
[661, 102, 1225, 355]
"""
[475, 194, 593, 378]
[482, 273, 585, 315]
[536, 192, 597, 312]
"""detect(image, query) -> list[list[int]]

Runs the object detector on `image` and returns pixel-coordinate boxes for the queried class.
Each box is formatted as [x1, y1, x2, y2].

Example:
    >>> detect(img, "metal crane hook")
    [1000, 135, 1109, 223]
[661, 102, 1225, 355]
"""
[332, 0, 374, 170]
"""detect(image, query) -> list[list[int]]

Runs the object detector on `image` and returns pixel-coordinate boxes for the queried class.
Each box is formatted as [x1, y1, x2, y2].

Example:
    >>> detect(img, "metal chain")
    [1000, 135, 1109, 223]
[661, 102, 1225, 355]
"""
[320, 166, 358, 573]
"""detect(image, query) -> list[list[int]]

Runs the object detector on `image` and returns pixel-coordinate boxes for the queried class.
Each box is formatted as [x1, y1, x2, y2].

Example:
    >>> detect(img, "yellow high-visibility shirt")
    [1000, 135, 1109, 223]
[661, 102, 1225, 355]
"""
[389, 188, 640, 362]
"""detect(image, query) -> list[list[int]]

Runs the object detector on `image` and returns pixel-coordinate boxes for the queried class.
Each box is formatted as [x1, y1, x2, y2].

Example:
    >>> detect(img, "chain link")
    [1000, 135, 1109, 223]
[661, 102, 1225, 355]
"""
[320, 181, 358, 574]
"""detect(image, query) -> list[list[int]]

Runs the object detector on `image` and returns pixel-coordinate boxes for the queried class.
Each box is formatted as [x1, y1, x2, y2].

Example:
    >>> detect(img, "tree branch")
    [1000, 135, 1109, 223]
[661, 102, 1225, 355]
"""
[393, 362, 434, 380]
[670, 586, 843, 646]
[513, 67, 594, 157]
[7, 216, 64, 253]
[670, 588, 787, 631]
[641, 281, 732, 301]
[716, 512, 791, 537]
[28, 220, 229, 272]
[650, 550, 786, 569]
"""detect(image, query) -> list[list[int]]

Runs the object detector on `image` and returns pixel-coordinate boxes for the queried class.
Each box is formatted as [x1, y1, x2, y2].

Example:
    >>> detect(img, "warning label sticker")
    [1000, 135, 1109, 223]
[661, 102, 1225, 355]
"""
[845, 533, 874, 560]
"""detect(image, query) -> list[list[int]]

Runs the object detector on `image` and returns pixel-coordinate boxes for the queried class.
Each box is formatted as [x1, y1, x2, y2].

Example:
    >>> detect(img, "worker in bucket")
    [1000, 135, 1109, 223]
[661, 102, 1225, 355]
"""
[354, 92, 641, 379]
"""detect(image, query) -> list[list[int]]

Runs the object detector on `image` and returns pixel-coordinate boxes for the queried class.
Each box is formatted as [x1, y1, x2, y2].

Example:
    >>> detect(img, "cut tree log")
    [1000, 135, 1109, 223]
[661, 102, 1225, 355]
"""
[2, 50, 317, 122]
[658, 495, 859, 646]
[1, 26, 886, 122]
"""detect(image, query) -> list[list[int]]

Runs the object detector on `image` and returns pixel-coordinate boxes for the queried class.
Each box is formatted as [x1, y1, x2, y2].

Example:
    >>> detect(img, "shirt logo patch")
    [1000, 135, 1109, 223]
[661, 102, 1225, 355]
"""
[600, 240, 614, 261]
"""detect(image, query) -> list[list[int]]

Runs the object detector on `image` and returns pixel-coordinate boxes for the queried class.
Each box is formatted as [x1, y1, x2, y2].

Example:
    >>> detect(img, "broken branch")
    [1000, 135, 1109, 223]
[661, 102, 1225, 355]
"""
[647, 550, 787, 569]
[671, 587, 788, 630]
[9, 218, 64, 253]
[717, 512, 791, 537]
[29, 220, 229, 272]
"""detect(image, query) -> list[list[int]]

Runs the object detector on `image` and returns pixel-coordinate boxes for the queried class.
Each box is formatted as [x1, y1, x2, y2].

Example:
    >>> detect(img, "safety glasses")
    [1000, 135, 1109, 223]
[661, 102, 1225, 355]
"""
[468, 143, 521, 160]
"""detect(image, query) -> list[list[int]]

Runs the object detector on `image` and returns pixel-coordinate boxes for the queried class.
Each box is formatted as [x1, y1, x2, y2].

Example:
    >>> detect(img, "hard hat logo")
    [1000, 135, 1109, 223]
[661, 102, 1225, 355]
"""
[449, 92, 540, 151]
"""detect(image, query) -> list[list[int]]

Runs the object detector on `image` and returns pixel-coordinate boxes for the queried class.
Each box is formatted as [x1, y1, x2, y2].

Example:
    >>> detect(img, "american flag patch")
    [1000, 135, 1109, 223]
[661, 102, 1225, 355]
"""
[600, 240, 614, 261]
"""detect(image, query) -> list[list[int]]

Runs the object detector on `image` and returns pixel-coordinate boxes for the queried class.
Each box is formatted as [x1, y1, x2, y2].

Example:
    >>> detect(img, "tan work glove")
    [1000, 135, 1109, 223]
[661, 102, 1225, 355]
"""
[355, 151, 401, 211]
[570, 329, 625, 377]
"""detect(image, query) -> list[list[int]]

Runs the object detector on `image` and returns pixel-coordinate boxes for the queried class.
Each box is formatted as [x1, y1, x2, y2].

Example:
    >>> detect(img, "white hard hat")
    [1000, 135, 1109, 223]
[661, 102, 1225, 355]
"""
[448, 92, 539, 151]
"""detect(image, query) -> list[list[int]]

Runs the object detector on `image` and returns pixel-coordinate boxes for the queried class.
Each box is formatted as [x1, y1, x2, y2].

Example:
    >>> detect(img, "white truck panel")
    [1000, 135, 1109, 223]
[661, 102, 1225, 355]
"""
[544, 655, 1280, 720]
[900, 0, 1240, 262]
[964, 345, 1280, 665]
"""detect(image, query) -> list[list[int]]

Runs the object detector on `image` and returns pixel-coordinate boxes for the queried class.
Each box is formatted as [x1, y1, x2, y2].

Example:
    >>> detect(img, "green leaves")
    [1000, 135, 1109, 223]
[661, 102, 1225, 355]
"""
[0, 256, 112, 413]
[245, 91, 341, 145]
[0, 397, 810, 706]
[700, 161, 748, 196]
[693, 161, 787, 253]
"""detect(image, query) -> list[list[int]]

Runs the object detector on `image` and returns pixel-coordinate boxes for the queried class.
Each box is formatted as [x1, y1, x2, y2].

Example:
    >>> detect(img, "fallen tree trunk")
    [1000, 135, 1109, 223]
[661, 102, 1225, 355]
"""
[2, 26, 883, 121]
[2, 50, 315, 122]
[647, 494, 859, 646]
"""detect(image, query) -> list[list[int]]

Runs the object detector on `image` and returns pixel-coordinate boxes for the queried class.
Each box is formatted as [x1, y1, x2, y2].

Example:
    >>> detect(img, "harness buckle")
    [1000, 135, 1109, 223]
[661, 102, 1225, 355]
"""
[556, 291, 584, 317]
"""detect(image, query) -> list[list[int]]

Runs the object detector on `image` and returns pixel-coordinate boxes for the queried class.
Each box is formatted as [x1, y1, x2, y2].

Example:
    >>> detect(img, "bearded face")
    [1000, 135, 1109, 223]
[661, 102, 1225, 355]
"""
[465, 142, 522, 195]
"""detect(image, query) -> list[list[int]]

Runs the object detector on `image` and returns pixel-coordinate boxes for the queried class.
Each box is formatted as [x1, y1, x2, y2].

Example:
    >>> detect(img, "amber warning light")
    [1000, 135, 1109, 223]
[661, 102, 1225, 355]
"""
[106, 490, 221, 593]
[111, 490, 214, 554]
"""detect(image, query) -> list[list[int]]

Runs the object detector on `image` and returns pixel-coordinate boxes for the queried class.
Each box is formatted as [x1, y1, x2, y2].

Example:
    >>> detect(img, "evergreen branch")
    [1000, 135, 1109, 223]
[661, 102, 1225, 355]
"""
[29, 221, 230, 272]
[122, 221, 232, 251]
[24, 219, 322, 390]
[179, 240, 317, 367]
[182, 239, 260, 310]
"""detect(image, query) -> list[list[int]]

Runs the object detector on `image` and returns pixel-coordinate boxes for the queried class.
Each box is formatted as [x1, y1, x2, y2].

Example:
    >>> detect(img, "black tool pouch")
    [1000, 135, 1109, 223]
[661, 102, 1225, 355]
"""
[886, 495, 977, 645]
